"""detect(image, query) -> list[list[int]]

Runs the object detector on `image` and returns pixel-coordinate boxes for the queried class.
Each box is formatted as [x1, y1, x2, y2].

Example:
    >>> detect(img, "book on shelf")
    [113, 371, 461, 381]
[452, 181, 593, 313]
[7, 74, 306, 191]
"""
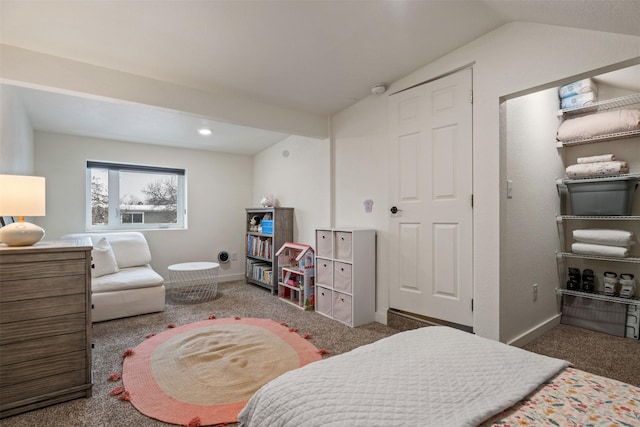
[246, 234, 273, 259]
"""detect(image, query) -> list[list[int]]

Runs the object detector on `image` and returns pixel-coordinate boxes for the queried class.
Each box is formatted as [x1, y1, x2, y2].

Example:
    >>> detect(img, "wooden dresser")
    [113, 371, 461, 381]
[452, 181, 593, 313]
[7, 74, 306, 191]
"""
[0, 238, 93, 418]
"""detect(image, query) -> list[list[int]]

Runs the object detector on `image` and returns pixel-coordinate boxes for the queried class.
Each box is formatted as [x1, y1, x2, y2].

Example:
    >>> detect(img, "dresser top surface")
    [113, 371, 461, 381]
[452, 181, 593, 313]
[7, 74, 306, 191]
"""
[0, 237, 92, 254]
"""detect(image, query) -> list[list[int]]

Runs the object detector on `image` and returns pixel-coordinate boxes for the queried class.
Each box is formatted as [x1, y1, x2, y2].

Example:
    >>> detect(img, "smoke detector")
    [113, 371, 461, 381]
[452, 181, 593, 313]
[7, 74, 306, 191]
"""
[371, 83, 387, 95]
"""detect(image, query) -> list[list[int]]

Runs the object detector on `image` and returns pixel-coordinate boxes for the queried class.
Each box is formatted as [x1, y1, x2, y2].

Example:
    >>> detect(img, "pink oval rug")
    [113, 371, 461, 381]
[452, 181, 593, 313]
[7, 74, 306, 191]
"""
[122, 317, 322, 425]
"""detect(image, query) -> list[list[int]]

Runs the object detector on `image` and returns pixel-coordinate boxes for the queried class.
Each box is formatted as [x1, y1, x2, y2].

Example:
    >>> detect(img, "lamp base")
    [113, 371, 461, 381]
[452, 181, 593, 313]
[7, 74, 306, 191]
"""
[0, 221, 45, 246]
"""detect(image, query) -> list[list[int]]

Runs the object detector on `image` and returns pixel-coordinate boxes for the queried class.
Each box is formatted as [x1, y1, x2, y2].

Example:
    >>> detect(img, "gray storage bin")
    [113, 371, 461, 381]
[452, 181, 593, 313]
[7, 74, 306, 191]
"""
[567, 176, 638, 216]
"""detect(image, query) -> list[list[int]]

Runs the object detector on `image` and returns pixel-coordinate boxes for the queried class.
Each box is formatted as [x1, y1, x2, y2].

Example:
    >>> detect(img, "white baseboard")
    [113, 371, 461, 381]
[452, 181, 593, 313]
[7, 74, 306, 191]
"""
[507, 314, 562, 347]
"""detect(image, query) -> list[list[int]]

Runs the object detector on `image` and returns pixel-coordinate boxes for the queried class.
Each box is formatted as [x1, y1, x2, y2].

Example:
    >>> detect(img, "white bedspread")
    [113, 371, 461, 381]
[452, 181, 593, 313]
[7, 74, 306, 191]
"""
[238, 326, 569, 427]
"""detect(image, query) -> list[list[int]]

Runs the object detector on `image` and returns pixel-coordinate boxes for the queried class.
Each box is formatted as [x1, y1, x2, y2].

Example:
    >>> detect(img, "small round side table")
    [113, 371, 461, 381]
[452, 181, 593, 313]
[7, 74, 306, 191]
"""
[168, 261, 219, 303]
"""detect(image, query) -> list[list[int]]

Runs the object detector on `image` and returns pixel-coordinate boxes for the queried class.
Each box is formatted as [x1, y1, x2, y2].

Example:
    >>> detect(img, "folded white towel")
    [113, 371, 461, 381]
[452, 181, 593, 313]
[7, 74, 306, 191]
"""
[573, 229, 635, 247]
[577, 154, 615, 164]
[565, 161, 628, 178]
[571, 242, 629, 258]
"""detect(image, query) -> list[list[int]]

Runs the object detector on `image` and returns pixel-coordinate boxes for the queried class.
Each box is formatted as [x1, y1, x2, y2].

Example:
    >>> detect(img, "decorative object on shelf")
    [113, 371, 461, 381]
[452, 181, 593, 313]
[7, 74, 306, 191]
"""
[250, 215, 261, 231]
[260, 195, 274, 207]
[0, 175, 46, 246]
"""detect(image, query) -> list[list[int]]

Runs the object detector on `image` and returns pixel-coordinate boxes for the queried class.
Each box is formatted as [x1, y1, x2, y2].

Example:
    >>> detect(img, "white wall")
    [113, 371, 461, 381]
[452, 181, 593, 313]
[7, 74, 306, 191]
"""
[331, 22, 640, 341]
[330, 94, 390, 323]
[252, 134, 330, 247]
[0, 84, 34, 174]
[34, 131, 253, 282]
[501, 88, 565, 344]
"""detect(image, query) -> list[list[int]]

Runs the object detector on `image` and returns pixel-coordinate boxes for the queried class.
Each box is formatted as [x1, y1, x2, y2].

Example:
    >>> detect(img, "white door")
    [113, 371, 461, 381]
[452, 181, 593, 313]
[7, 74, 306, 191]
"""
[388, 68, 473, 327]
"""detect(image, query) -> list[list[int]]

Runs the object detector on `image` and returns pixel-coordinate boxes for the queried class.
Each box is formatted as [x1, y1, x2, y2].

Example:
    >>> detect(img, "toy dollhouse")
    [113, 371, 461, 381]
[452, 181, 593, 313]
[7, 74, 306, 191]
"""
[275, 242, 315, 310]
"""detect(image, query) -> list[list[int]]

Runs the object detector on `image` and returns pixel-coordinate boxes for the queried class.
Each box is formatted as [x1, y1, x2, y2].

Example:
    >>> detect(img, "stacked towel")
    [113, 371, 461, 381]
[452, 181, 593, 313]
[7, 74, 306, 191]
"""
[577, 154, 615, 164]
[571, 243, 629, 258]
[571, 228, 635, 258]
[558, 78, 597, 110]
[565, 160, 629, 178]
[573, 229, 634, 246]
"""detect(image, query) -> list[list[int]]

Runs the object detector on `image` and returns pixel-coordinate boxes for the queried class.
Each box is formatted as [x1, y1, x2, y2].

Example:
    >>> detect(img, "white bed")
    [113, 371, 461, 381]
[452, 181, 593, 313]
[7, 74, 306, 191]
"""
[239, 326, 575, 426]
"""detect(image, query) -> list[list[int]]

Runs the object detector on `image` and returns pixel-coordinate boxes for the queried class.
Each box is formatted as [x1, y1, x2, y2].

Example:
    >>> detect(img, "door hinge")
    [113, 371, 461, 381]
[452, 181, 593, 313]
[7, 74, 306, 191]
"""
[469, 89, 473, 104]
[471, 194, 474, 207]
[471, 299, 474, 312]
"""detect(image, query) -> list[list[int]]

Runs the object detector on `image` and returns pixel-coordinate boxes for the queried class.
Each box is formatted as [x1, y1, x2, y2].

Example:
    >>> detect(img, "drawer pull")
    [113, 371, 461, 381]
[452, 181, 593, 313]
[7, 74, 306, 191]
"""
[341, 267, 344, 271]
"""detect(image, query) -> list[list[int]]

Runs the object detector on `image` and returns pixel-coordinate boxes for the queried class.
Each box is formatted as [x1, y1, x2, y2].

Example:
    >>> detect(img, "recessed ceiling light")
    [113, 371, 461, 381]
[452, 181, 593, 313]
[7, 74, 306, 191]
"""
[198, 128, 212, 136]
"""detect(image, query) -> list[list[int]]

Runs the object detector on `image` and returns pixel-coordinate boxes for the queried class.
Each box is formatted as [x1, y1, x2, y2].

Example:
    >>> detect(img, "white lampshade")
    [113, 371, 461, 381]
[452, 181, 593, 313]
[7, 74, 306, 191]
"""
[0, 175, 46, 246]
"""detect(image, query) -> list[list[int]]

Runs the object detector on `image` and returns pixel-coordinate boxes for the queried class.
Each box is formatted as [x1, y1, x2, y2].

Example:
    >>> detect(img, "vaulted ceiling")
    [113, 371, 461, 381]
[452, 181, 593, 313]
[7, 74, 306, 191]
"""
[2, 0, 639, 154]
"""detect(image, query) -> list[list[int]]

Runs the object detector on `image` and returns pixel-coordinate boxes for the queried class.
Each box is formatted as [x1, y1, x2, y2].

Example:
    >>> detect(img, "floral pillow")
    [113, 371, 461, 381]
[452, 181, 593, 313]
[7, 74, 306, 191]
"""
[91, 237, 119, 278]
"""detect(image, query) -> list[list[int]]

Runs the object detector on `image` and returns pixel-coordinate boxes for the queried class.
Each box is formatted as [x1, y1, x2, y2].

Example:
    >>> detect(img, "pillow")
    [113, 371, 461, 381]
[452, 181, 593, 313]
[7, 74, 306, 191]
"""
[91, 237, 120, 278]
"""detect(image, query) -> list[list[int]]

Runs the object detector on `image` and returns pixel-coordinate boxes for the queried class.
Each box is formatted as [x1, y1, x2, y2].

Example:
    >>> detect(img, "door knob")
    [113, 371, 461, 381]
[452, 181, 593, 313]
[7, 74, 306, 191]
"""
[390, 206, 402, 214]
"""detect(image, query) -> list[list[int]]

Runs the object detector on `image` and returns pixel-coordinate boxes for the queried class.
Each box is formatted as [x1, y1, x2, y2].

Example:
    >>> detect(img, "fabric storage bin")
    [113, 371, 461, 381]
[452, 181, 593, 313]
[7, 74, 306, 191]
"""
[332, 291, 353, 325]
[315, 286, 332, 317]
[567, 176, 638, 216]
[316, 259, 333, 287]
[333, 261, 352, 293]
[316, 230, 333, 258]
[334, 232, 353, 261]
[261, 220, 273, 234]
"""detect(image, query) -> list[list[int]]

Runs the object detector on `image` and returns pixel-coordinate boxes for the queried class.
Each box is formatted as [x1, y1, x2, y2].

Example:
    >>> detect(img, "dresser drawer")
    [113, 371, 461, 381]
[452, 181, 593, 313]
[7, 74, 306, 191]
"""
[333, 261, 352, 293]
[1, 350, 86, 387]
[0, 368, 89, 413]
[316, 230, 333, 258]
[315, 286, 332, 317]
[0, 313, 86, 346]
[0, 331, 86, 366]
[332, 291, 352, 325]
[0, 274, 86, 303]
[316, 259, 333, 287]
[0, 259, 87, 281]
[0, 294, 86, 324]
[334, 232, 353, 261]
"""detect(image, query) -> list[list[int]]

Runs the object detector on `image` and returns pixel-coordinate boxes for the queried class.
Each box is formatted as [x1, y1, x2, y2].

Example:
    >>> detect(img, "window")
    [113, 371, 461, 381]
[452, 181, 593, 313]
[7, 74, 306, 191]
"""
[87, 161, 186, 230]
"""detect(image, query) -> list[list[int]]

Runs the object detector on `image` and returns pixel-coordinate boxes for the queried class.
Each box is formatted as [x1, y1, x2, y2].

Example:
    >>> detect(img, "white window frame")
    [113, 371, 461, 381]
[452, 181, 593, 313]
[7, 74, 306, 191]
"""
[86, 161, 187, 231]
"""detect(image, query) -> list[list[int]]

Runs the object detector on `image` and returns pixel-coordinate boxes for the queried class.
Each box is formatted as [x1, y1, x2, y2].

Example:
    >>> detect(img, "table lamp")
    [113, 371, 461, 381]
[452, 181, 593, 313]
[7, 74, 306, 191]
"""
[0, 175, 46, 246]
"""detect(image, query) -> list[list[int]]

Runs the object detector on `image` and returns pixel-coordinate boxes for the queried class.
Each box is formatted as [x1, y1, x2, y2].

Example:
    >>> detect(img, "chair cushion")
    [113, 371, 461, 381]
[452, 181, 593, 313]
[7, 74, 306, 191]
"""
[91, 237, 120, 278]
[92, 265, 164, 293]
